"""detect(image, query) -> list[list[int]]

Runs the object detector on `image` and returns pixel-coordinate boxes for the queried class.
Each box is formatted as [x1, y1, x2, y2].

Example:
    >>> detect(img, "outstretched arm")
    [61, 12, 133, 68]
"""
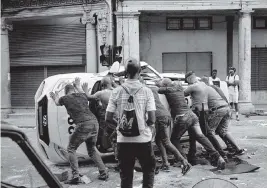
[73, 77, 84, 93]
[82, 82, 98, 100]
[49, 91, 61, 106]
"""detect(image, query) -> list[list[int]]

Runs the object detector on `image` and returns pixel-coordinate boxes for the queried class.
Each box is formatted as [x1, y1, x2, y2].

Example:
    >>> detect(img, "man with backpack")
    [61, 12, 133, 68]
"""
[106, 58, 156, 188]
[226, 67, 240, 121]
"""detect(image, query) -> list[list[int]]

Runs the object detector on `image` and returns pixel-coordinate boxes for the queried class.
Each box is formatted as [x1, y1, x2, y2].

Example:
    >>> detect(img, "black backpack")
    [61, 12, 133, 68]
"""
[118, 85, 143, 137]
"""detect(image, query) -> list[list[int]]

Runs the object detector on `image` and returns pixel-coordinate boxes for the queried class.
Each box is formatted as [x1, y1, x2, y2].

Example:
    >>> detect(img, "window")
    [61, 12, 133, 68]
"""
[167, 17, 212, 30]
[1, 137, 48, 188]
[253, 17, 267, 29]
[140, 66, 160, 80]
[198, 17, 212, 29]
[166, 18, 181, 30]
[182, 18, 195, 29]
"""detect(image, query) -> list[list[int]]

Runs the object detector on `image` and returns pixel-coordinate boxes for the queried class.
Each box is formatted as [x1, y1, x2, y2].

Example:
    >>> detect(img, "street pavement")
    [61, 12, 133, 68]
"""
[1, 115, 267, 188]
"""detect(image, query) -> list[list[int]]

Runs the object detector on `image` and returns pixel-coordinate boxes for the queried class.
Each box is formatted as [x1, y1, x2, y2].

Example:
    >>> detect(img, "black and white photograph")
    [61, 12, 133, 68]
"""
[1, 0, 267, 187]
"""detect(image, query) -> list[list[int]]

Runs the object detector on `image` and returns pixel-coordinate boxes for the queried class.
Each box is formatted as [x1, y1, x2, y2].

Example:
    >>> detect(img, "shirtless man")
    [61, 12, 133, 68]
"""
[201, 77, 245, 156]
[157, 78, 225, 169]
[75, 77, 117, 153]
[184, 72, 227, 165]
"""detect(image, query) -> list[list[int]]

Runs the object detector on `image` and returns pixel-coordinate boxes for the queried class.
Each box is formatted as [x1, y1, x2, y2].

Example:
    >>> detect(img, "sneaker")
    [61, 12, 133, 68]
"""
[98, 172, 109, 181]
[233, 149, 245, 156]
[217, 156, 226, 170]
[236, 116, 240, 121]
[65, 177, 82, 185]
[155, 166, 160, 175]
[160, 165, 170, 172]
[182, 164, 192, 175]
[222, 154, 229, 163]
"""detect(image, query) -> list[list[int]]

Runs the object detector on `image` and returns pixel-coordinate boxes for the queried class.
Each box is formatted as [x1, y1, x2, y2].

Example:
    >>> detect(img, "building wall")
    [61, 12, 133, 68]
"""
[232, 15, 267, 104]
[139, 14, 227, 80]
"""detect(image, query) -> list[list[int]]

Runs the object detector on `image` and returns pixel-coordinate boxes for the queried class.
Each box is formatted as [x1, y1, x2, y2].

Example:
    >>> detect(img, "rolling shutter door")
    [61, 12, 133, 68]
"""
[9, 24, 86, 63]
[11, 67, 45, 107]
[251, 49, 259, 90]
[9, 24, 86, 107]
[47, 65, 85, 77]
[258, 49, 267, 90]
[251, 48, 267, 90]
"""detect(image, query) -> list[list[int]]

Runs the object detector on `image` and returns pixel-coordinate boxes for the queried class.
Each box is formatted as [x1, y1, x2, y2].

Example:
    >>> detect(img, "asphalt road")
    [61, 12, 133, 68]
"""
[1, 117, 267, 188]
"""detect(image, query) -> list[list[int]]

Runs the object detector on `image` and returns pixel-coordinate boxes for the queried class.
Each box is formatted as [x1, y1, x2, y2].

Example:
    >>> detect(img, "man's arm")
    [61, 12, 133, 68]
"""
[184, 85, 193, 96]
[105, 89, 118, 123]
[81, 83, 100, 101]
[49, 91, 61, 106]
[146, 89, 156, 126]
[73, 77, 84, 93]
[211, 85, 229, 103]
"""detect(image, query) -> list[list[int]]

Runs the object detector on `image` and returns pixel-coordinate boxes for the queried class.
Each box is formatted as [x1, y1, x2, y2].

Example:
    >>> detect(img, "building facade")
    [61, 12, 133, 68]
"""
[1, 0, 267, 114]
[115, 0, 267, 113]
[1, 0, 113, 112]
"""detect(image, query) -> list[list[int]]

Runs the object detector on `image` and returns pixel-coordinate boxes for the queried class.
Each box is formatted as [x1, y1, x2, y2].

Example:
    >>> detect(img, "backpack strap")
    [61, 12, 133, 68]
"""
[121, 85, 143, 103]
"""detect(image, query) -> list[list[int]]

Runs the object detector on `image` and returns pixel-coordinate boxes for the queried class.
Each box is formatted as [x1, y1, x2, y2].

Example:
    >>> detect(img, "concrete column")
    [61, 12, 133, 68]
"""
[115, 12, 141, 65]
[81, 11, 98, 73]
[1, 19, 12, 117]
[238, 9, 255, 113]
[86, 23, 98, 73]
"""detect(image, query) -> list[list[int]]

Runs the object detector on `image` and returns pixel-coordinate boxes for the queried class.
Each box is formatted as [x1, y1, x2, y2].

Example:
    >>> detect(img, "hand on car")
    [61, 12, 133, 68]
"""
[73, 77, 81, 87]
[82, 83, 90, 93]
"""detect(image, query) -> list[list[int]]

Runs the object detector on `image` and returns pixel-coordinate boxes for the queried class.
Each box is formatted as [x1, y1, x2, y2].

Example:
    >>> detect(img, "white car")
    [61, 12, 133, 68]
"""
[34, 62, 228, 164]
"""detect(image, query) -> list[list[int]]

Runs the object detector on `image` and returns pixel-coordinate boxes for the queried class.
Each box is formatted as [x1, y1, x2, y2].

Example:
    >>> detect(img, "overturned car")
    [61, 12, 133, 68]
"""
[35, 62, 228, 164]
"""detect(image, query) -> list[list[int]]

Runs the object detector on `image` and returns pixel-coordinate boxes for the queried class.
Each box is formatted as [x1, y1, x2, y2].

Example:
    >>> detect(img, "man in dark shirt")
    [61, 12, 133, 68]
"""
[50, 81, 108, 184]
[158, 78, 226, 170]
[149, 85, 191, 175]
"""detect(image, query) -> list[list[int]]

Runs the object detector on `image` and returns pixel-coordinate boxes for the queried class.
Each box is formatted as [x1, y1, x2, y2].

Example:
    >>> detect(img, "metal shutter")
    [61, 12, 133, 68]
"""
[9, 24, 86, 58]
[47, 65, 85, 77]
[259, 49, 267, 90]
[11, 67, 45, 107]
[251, 49, 259, 90]
[251, 48, 267, 90]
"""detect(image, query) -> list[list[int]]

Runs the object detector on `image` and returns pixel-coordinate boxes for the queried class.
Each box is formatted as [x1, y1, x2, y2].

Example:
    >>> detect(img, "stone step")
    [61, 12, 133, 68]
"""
[7, 113, 35, 119]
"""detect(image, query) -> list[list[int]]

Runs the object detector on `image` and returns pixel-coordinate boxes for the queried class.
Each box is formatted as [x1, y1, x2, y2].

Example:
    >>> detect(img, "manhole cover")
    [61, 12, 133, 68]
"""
[193, 178, 238, 188]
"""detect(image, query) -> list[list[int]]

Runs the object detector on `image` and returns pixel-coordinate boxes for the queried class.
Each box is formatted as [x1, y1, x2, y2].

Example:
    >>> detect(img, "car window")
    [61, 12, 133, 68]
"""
[1, 137, 48, 188]
[140, 66, 160, 80]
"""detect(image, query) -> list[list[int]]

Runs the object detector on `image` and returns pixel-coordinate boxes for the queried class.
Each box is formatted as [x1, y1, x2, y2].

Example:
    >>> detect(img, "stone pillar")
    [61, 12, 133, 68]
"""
[115, 12, 141, 64]
[81, 11, 98, 73]
[1, 19, 12, 118]
[238, 9, 255, 113]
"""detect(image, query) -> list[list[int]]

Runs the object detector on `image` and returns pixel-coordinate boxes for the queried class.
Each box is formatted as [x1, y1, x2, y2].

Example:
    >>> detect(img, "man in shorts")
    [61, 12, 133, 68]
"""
[226, 67, 240, 121]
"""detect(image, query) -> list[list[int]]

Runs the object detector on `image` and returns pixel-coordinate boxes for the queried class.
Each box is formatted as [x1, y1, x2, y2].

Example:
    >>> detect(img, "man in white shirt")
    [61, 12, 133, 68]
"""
[106, 58, 156, 188]
[226, 67, 240, 121]
[209, 69, 221, 85]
